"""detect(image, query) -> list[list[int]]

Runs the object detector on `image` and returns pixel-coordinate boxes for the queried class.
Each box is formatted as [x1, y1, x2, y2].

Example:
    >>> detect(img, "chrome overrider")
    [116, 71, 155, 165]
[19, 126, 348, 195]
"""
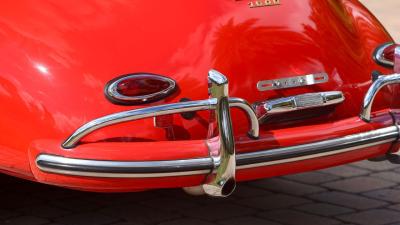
[36, 70, 400, 197]
[202, 70, 237, 197]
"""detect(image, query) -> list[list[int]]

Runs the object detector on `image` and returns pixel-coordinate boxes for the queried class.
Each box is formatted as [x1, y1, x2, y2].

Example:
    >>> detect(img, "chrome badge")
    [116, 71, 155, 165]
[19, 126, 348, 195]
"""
[257, 72, 329, 91]
[248, 0, 280, 8]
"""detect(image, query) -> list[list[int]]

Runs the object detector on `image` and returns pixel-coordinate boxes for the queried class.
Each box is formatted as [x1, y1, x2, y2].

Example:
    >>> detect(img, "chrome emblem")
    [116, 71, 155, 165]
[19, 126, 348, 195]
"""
[257, 72, 329, 91]
[248, 0, 280, 8]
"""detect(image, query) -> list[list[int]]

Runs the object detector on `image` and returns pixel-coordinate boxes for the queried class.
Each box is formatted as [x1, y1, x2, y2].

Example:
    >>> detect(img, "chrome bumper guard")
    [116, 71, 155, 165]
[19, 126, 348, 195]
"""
[36, 72, 400, 197]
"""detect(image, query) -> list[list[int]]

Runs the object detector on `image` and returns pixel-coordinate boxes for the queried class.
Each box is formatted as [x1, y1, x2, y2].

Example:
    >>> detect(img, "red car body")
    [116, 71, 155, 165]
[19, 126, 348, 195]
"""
[0, 0, 399, 196]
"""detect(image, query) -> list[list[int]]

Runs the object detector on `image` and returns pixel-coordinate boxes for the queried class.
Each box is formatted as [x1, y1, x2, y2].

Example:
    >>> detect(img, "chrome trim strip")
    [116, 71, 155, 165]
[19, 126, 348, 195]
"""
[37, 126, 399, 178]
[360, 73, 400, 121]
[237, 125, 398, 168]
[237, 140, 395, 170]
[36, 155, 212, 178]
[373, 42, 395, 68]
[257, 72, 329, 91]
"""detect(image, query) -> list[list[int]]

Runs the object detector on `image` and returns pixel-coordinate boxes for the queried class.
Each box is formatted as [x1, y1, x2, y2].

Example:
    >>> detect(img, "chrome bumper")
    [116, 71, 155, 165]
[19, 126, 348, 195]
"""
[37, 125, 399, 176]
[36, 71, 400, 197]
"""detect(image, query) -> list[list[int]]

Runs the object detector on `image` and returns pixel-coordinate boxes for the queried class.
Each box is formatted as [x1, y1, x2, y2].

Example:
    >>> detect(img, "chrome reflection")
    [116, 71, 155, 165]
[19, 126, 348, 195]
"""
[257, 73, 329, 91]
[62, 99, 217, 148]
[202, 70, 236, 197]
[254, 91, 345, 120]
[360, 73, 400, 121]
[373, 42, 395, 68]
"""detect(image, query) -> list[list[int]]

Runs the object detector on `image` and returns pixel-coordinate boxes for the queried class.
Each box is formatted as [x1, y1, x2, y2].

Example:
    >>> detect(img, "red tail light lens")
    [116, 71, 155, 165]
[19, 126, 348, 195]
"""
[105, 74, 177, 105]
[382, 44, 398, 62]
[374, 43, 399, 68]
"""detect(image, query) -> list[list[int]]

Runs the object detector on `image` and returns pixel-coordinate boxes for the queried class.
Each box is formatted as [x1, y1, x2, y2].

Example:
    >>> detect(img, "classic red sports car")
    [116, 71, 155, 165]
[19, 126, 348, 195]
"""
[1, 0, 400, 197]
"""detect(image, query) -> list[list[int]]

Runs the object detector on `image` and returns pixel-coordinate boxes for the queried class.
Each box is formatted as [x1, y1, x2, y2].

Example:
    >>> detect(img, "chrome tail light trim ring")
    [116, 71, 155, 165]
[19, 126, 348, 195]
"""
[373, 42, 395, 68]
[360, 73, 400, 122]
[105, 74, 177, 105]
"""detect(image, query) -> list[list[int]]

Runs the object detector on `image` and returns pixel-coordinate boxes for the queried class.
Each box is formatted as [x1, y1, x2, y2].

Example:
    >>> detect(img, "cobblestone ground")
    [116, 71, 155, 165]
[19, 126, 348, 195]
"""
[1, 1, 400, 225]
[2, 161, 400, 225]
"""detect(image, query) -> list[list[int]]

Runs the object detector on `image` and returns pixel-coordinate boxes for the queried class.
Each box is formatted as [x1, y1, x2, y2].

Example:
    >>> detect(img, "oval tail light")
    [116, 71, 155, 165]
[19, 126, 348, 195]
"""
[105, 73, 177, 105]
[374, 42, 399, 68]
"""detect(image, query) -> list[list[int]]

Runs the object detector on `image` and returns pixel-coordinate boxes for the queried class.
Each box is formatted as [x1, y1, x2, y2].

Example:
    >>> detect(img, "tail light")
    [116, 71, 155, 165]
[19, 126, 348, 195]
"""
[105, 73, 177, 105]
[374, 42, 399, 68]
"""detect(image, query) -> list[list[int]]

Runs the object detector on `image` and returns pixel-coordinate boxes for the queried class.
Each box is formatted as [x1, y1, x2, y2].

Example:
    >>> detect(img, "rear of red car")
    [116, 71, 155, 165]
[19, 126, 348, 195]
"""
[0, 0, 400, 196]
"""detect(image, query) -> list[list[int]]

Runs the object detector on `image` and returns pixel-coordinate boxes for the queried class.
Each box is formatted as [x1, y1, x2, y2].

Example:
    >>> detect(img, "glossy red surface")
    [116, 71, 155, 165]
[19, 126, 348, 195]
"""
[0, 0, 398, 191]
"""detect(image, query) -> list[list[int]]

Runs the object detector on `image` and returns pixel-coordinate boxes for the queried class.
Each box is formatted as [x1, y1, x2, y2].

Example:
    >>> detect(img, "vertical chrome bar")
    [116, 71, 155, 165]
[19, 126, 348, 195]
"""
[202, 70, 236, 197]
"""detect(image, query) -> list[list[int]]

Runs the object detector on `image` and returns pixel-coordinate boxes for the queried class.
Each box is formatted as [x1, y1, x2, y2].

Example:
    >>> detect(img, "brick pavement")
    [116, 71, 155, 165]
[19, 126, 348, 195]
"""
[1, 160, 400, 225]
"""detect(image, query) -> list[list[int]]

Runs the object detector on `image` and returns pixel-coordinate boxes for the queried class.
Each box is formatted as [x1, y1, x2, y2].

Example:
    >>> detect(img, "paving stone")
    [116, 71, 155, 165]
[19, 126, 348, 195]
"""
[55, 212, 119, 225]
[231, 184, 273, 198]
[259, 209, 341, 225]
[50, 198, 104, 212]
[322, 177, 396, 193]
[1, 193, 43, 209]
[238, 194, 311, 210]
[183, 203, 255, 221]
[18, 204, 70, 219]
[0, 216, 49, 225]
[283, 171, 341, 184]
[249, 178, 326, 195]
[370, 172, 400, 183]
[0, 210, 19, 220]
[110, 223, 146, 225]
[309, 191, 388, 210]
[87, 191, 160, 205]
[337, 209, 400, 225]
[31, 187, 82, 201]
[319, 165, 370, 177]
[140, 197, 200, 212]
[388, 203, 400, 211]
[351, 161, 400, 171]
[218, 216, 280, 225]
[158, 218, 216, 225]
[363, 189, 400, 203]
[294, 203, 354, 216]
[100, 204, 178, 224]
